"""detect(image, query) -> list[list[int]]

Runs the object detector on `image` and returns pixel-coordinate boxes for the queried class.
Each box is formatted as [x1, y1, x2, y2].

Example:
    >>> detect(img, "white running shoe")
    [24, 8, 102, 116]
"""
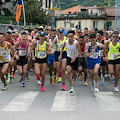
[114, 86, 119, 92]
[37, 80, 41, 85]
[70, 87, 74, 93]
[94, 87, 99, 92]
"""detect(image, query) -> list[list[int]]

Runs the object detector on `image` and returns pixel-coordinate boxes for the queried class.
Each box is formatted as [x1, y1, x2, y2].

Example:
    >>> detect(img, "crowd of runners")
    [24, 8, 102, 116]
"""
[0, 25, 120, 93]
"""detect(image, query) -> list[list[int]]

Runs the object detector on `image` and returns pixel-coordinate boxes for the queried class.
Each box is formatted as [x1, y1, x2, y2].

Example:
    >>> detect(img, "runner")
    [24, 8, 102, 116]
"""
[32, 31, 51, 91]
[105, 31, 120, 92]
[58, 30, 81, 93]
[48, 30, 57, 84]
[0, 32, 14, 90]
[96, 30, 107, 84]
[78, 36, 88, 86]
[14, 32, 30, 87]
[5, 30, 15, 83]
[85, 33, 106, 92]
[50, 28, 67, 90]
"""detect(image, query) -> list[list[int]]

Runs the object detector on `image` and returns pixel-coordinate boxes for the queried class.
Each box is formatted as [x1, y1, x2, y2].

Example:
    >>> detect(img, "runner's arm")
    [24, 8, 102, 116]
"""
[7, 42, 14, 59]
[31, 41, 36, 58]
[46, 43, 51, 55]
[76, 42, 81, 58]
[50, 37, 56, 49]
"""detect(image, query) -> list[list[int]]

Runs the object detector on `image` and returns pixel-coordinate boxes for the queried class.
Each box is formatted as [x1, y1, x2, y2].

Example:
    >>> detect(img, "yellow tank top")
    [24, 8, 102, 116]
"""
[0, 41, 11, 63]
[108, 41, 120, 60]
[35, 41, 47, 59]
[55, 36, 66, 52]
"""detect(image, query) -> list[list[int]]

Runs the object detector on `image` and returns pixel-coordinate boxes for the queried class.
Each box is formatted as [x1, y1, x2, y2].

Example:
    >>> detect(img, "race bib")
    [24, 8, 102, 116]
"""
[89, 53, 98, 59]
[109, 53, 118, 59]
[19, 50, 26, 56]
[99, 51, 104, 57]
[0, 51, 7, 56]
[68, 50, 77, 57]
[58, 43, 63, 50]
[37, 52, 46, 58]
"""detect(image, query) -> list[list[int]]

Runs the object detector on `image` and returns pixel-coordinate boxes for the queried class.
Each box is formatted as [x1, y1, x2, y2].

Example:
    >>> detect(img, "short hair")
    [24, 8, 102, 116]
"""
[21, 32, 27, 35]
[67, 30, 75, 35]
[79, 36, 84, 39]
[84, 27, 88, 31]
[89, 33, 96, 39]
[84, 33, 89, 37]
[104, 32, 108, 35]
[8, 26, 13, 30]
[0, 32, 5, 37]
[28, 28, 33, 33]
[97, 30, 103, 36]
[112, 31, 119, 35]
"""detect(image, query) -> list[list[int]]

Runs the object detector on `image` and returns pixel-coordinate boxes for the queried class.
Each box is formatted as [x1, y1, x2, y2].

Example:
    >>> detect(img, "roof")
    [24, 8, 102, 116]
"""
[60, 5, 83, 14]
[105, 7, 115, 16]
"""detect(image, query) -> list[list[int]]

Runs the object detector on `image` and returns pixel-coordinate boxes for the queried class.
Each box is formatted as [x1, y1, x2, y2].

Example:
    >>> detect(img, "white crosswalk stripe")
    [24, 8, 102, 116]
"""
[95, 92, 120, 111]
[51, 91, 76, 111]
[2, 91, 39, 111]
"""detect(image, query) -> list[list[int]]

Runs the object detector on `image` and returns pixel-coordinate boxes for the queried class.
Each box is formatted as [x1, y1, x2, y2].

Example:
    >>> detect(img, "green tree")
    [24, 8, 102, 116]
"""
[20, 0, 51, 25]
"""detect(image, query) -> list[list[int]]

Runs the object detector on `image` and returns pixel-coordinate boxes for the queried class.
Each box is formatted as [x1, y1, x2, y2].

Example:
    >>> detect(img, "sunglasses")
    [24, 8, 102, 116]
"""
[113, 36, 118, 38]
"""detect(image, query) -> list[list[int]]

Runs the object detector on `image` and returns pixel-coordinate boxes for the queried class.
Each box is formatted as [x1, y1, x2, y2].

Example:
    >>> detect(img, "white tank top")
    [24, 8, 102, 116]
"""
[65, 39, 78, 58]
[49, 38, 55, 49]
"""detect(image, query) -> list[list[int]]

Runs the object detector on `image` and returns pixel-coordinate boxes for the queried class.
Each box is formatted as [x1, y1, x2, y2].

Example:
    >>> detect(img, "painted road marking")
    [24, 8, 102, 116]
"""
[51, 91, 76, 111]
[3, 91, 39, 111]
[95, 92, 120, 111]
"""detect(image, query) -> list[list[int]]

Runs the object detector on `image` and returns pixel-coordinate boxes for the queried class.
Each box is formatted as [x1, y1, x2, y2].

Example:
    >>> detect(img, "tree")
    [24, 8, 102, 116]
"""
[20, 0, 51, 25]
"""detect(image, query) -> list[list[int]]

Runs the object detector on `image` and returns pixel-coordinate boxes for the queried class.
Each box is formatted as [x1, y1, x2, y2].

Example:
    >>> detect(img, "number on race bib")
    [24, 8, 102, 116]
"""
[89, 53, 98, 59]
[109, 53, 118, 59]
[0, 51, 7, 56]
[58, 43, 63, 50]
[37, 52, 46, 58]
[19, 50, 26, 56]
[68, 50, 77, 57]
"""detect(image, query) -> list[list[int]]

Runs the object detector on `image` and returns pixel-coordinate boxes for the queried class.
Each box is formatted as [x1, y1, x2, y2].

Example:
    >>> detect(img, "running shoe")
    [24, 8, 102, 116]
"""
[111, 79, 114, 84]
[26, 72, 30, 79]
[94, 86, 99, 92]
[50, 77, 54, 84]
[12, 73, 15, 79]
[62, 84, 66, 90]
[10, 76, 13, 83]
[79, 74, 82, 81]
[58, 77, 61, 83]
[2, 85, 7, 90]
[84, 81, 88, 86]
[100, 76, 104, 84]
[6, 74, 10, 83]
[91, 81, 95, 91]
[114, 86, 119, 92]
[37, 80, 41, 85]
[70, 87, 74, 93]
[41, 86, 46, 91]
[19, 77, 23, 82]
[54, 77, 57, 83]
[22, 81, 25, 87]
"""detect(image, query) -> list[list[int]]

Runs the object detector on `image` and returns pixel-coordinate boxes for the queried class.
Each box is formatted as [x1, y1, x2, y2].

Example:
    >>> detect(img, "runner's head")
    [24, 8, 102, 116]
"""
[84, 33, 89, 43]
[89, 33, 96, 44]
[96, 30, 103, 40]
[21, 32, 27, 41]
[112, 31, 118, 41]
[0, 32, 5, 43]
[58, 28, 64, 36]
[6, 30, 12, 39]
[39, 31, 45, 41]
[78, 36, 84, 45]
[84, 27, 88, 34]
[67, 30, 75, 41]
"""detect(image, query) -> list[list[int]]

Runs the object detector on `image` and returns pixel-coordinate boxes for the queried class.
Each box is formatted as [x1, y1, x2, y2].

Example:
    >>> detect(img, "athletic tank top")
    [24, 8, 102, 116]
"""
[5, 36, 14, 45]
[55, 35, 66, 52]
[0, 41, 11, 63]
[65, 40, 78, 58]
[17, 39, 29, 56]
[35, 41, 47, 59]
[107, 41, 120, 60]
[88, 42, 100, 60]
[79, 43, 85, 58]
[49, 38, 55, 49]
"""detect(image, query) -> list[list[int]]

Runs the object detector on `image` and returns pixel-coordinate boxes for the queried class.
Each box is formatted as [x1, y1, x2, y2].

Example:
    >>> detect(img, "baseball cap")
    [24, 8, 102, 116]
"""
[39, 31, 45, 36]
[39, 26, 43, 29]
[7, 30, 12, 33]
[58, 28, 64, 33]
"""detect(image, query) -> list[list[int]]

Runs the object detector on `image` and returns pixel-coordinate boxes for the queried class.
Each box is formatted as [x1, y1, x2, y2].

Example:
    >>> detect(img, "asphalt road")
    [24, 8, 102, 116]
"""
[0, 71, 120, 120]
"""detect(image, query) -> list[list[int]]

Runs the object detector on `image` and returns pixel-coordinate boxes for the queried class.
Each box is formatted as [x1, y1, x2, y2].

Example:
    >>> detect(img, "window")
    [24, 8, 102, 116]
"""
[93, 21, 98, 28]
